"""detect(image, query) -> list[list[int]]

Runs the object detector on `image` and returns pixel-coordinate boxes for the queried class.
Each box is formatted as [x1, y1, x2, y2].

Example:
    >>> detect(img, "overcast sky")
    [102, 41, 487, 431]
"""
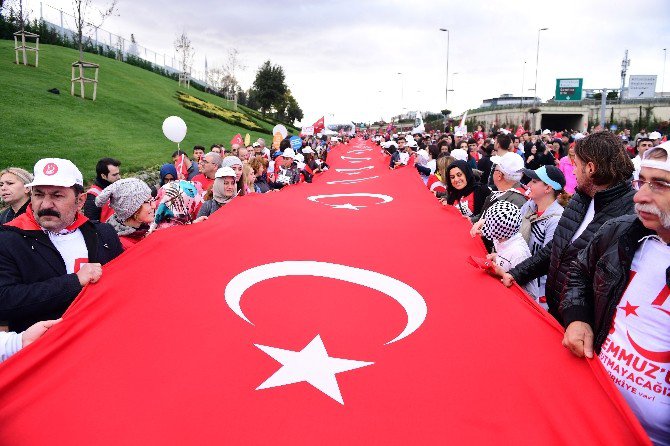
[24, 0, 670, 125]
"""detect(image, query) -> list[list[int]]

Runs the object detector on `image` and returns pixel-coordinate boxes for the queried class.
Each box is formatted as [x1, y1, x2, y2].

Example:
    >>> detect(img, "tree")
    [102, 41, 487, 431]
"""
[73, 0, 117, 62]
[285, 93, 303, 123]
[174, 31, 194, 77]
[251, 60, 287, 115]
[224, 48, 245, 108]
[128, 33, 139, 57]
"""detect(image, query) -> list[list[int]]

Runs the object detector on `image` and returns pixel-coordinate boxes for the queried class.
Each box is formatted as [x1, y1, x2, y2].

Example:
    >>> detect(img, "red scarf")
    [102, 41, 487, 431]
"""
[4, 205, 89, 231]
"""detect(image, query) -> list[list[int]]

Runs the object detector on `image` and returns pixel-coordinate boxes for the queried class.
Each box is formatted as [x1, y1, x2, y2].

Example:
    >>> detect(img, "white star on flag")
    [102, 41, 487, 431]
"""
[255, 335, 374, 404]
[329, 203, 365, 210]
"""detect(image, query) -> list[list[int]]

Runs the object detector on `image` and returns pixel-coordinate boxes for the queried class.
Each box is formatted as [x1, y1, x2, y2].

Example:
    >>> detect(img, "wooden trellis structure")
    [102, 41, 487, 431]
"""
[13, 30, 40, 67]
[178, 71, 191, 89]
[71, 61, 100, 101]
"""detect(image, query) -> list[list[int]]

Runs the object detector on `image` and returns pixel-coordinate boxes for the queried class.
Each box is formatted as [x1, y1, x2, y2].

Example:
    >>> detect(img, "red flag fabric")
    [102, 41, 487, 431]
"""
[313, 116, 325, 133]
[515, 124, 525, 137]
[0, 139, 649, 445]
[174, 154, 189, 180]
[230, 133, 244, 146]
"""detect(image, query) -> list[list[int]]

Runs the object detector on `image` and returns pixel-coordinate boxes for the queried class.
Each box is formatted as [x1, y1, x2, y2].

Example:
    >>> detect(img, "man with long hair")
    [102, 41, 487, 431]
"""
[495, 131, 636, 322]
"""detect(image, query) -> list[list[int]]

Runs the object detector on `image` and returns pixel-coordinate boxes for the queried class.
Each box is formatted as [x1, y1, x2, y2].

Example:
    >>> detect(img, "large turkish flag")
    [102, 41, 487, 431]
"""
[0, 139, 649, 445]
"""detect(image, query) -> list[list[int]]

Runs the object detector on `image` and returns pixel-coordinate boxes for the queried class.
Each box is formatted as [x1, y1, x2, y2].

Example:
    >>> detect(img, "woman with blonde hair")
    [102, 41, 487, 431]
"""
[243, 164, 259, 193]
[0, 167, 33, 224]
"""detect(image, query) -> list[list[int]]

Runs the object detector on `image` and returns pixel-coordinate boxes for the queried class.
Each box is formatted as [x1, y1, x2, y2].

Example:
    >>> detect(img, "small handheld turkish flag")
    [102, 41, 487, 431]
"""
[230, 133, 244, 146]
[313, 116, 325, 133]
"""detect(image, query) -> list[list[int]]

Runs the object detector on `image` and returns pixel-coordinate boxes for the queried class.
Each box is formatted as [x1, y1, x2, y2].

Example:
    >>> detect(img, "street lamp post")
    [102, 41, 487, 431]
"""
[663, 48, 667, 95]
[439, 28, 450, 110]
[397, 72, 404, 113]
[520, 60, 527, 107]
[533, 28, 548, 108]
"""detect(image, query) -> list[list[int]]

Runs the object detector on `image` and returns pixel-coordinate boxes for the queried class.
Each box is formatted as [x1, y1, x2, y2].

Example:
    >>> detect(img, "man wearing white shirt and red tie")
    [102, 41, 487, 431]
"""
[562, 141, 670, 445]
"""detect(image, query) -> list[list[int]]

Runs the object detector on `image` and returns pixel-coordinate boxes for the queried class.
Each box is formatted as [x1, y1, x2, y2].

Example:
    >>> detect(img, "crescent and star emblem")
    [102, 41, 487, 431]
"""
[224, 261, 427, 404]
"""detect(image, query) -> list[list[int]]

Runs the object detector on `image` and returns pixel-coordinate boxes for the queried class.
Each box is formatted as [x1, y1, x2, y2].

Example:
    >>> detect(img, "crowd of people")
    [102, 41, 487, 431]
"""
[0, 121, 669, 443]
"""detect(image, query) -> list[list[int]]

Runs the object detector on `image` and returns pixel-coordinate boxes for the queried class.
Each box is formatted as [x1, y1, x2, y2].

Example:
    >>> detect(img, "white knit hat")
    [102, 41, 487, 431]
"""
[95, 178, 151, 221]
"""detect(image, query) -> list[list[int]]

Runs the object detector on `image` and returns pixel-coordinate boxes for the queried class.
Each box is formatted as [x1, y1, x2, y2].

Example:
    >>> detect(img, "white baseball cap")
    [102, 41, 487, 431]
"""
[490, 152, 524, 176]
[641, 141, 670, 172]
[542, 129, 551, 135]
[649, 131, 662, 140]
[451, 148, 468, 162]
[215, 166, 236, 178]
[302, 147, 315, 154]
[27, 158, 83, 188]
[282, 148, 296, 159]
[295, 153, 305, 163]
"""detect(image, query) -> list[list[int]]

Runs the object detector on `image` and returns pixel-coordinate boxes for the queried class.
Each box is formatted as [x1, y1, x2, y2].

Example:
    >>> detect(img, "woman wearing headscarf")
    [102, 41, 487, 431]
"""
[159, 163, 178, 187]
[221, 156, 246, 197]
[444, 160, 490, 218]
[94, 178, 154, 250]
[0, 167, 33, 224]
[152, 180, 204, 231]
[197, 167, 238, 218]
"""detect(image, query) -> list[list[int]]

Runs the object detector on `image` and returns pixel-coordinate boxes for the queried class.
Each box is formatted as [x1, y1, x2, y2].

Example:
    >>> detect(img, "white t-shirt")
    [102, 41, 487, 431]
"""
[571, 200, 595, 242]
[599, 237, 670, 445]
[48, 229, 89, 274]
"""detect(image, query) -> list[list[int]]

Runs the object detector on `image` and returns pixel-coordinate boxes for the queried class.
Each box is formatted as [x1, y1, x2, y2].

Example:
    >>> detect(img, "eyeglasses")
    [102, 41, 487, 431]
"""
[199, 159, 215, 165]
[632, 179, 670, 193]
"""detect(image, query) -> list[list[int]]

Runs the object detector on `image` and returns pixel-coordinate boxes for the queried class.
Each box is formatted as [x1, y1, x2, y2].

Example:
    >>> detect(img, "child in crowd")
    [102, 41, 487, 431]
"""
[482, 200, 540, 302]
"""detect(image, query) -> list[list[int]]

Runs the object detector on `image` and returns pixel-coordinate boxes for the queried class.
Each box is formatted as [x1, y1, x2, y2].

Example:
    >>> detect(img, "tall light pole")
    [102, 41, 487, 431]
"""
[520, 60, 527, 107]
[439, 28, 450, 111]
[663, 48, 667, 95]
[533, 27, 548, 107]
[397, 72, 404, 114]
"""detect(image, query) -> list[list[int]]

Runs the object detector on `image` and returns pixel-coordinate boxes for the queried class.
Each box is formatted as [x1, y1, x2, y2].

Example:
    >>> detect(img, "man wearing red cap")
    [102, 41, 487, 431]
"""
[0, 158, 123, 332]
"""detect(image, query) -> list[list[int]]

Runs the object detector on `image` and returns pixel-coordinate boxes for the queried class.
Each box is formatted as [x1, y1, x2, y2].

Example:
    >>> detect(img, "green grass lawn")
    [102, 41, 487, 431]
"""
[0, 40, 298, 181]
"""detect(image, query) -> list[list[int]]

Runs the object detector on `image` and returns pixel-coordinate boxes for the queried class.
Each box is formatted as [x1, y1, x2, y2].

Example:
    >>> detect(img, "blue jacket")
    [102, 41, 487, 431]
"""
[0, 220, 123, 331]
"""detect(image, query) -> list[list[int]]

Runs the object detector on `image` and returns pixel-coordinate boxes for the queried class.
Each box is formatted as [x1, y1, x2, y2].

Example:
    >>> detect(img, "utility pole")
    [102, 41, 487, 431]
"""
[620, 49, 630, 102]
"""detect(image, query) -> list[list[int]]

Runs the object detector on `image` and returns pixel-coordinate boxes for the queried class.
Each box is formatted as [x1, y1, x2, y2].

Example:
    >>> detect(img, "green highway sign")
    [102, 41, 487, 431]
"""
[555, 78, 583, 101]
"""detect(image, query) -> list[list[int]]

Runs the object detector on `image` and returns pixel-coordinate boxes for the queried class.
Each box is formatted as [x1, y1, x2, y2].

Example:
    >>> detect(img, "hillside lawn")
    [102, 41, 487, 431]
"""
[0, 40, 298, 181]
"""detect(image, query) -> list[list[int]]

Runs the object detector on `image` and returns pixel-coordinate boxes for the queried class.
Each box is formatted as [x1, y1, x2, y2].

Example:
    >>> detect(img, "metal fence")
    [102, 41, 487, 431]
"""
[31, 1, 209, 85]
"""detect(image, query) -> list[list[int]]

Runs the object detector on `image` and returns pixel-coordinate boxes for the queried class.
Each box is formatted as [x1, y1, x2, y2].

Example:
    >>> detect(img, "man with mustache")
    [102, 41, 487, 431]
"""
[561, 142, 670, 444]
[0, 158, 123, 332]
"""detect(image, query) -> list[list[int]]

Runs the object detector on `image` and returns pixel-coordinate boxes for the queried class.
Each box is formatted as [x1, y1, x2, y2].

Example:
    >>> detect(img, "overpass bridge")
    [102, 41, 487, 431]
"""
[462, 99, 670, 131]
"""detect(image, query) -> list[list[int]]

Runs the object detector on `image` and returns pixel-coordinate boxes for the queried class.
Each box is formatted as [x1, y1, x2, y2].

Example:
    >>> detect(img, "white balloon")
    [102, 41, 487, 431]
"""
[162, 116, 187, 143]
[272, 124, 288, 139]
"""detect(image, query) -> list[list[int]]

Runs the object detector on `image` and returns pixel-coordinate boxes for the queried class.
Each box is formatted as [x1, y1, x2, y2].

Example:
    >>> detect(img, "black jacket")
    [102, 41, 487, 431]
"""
[83, 177, 112, 221]
[0, 220, 123, 331]
[0, 200, 29, 225]
[560, 216, 659, 354]
[510, 181, 636, 322]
